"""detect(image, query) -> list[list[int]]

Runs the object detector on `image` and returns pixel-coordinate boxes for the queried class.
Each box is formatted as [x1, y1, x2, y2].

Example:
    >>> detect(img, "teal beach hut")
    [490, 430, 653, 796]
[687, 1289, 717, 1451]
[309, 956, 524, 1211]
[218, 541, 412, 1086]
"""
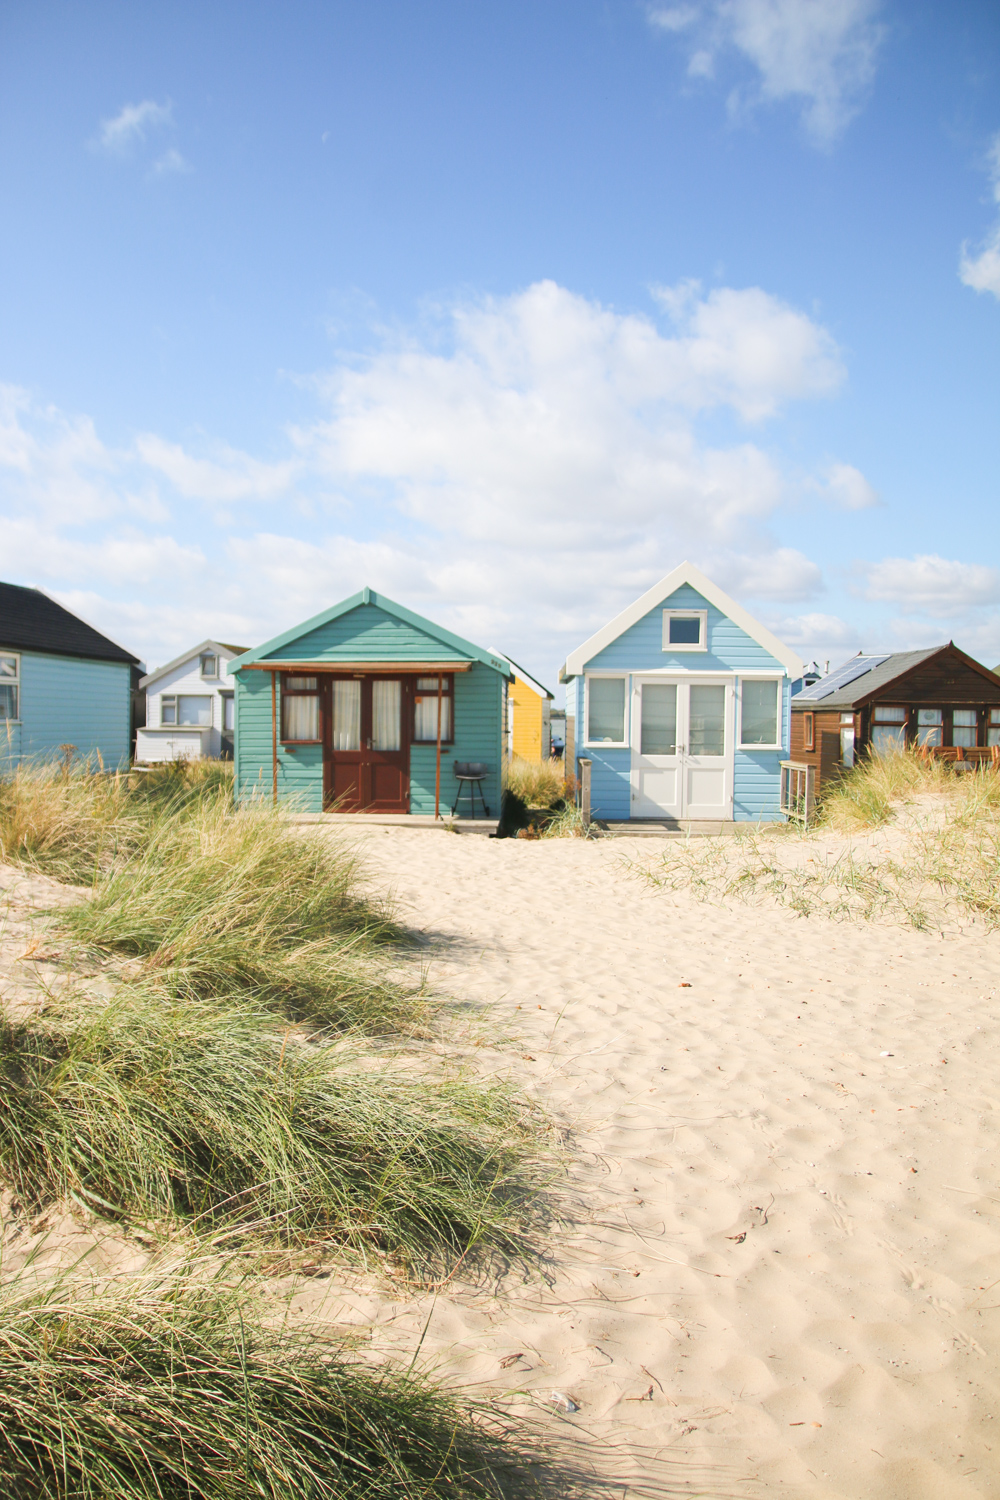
[230, 588, 512, 816]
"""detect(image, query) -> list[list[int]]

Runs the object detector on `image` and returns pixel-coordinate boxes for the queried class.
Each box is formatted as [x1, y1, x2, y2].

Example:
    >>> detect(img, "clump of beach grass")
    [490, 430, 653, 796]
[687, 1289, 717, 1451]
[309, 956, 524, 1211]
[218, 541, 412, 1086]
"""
[634, 752, 1000, 932]
[0, 988, 544, 1275]
[64, 791, 420, 1031]
[502, 758, 569, 810]
[0, 1267, 544, 1499]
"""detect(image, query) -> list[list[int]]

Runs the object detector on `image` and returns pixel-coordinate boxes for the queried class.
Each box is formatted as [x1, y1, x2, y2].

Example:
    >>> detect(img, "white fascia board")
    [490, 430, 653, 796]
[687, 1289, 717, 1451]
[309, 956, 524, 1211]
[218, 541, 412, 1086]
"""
[562, 561, 803, 679]
[140, 640, 237, 691]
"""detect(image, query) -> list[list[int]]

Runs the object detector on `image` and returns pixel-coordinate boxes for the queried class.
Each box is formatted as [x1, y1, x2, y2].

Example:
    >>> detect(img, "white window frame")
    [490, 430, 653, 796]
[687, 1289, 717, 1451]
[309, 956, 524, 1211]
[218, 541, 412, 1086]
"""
[160, 693, 213, 728]
[738, 677, 783, 750]
[0, 650, 20, 723]
[200, 653, 220, 679]
[583, 672, 630, 748]
[662, 609, 708, 653]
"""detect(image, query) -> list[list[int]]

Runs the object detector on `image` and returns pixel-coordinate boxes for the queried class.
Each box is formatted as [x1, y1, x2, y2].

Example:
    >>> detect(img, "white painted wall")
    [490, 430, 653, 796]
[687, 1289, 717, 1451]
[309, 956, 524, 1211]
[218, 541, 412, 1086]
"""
[136, 647, 242, 762]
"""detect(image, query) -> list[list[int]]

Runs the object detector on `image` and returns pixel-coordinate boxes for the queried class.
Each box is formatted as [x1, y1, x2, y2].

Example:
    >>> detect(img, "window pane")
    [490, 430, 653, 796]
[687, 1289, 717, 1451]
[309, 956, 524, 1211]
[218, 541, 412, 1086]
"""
[0, 655, 17, 679]
[689, 685, 726, 757]
[415, 692, 451, 741]
[953, 709, 978, 748]
[989, 728, 1000, 747]
[161, 698, 177, 724]
[841, 725, 855, 767]
[991, 709, 1000, 725]
[224, 697, 234, 732]
[201, 655, 217, 677]
[0, 684, 17, 719]
[741, 680, 778, 745]
[331, 680, 360, 751]
[283, 694, 319, 740]
[285, 676, 318, 690]
[178, 696, 212, 726]
[917, 708, 942, 724]
[916, 723, 942, 747]
[640, 684, 676, 755]
[372, 680, 401, 750]
[416, 676, 449, 691]
[668, 616, 701, 645]
[874, 705, 906, 723]
[872, 724, 906, 754]
[588, 678, 625, 743]
[804, 711, 814, 750]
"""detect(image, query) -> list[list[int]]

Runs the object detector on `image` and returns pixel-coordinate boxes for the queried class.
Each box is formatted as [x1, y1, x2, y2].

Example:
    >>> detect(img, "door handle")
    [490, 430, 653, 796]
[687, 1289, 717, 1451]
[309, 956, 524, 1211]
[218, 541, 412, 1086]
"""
[366, 738, 372, 749]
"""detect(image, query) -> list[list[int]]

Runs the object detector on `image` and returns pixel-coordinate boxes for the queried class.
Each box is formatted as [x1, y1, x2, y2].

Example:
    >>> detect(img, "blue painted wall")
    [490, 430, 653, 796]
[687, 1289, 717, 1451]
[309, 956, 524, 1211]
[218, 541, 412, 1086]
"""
[573, 584, 791, 823]
[1, 650, 131, 771]
[234, 603, 505, 814]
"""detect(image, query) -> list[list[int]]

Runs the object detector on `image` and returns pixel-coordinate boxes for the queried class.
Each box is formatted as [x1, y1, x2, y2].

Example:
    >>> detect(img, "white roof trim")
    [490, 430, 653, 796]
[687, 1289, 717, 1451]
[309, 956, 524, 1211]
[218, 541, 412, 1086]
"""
[562, 561, 803, 679]
[139, 640, 249, 691]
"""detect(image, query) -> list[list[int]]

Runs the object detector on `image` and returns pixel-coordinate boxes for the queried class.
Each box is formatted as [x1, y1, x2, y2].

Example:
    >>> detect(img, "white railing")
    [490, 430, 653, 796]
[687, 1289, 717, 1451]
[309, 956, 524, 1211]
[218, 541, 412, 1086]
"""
[780, 760, 815, 826]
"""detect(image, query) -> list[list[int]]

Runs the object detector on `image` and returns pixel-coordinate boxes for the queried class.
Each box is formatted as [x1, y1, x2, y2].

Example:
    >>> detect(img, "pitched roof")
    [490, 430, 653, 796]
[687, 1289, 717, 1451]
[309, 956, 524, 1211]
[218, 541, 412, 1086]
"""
[791, 645, 1000, 710]
[140, 639, 251, 691]
[230, 587, 513, 679]
[0, 580, 140, 665]
[491, 651, 553, 700]
[560, 561, 803, 679]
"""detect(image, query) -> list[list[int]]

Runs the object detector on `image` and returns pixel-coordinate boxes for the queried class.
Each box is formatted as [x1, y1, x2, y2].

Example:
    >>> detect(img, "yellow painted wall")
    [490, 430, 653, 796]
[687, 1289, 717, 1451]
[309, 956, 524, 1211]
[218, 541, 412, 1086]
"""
[510, 674, 545, 761]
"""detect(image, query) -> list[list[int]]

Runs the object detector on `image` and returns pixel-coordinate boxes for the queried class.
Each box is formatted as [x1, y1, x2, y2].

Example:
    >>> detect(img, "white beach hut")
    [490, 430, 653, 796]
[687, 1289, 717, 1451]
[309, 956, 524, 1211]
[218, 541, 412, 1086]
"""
[136, 640, 248, 763]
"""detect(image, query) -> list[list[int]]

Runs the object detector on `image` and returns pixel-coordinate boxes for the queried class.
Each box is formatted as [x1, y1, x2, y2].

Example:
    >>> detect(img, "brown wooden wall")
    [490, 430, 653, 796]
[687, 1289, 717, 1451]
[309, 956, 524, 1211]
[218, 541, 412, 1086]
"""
[873, 652, 1000, 708]
[790, 709, 849, 791]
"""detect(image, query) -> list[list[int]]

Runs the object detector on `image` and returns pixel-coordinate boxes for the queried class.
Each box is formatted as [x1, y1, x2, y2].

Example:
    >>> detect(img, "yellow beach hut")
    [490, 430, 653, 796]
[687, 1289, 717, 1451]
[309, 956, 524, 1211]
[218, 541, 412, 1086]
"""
[496, 654, 554, 762]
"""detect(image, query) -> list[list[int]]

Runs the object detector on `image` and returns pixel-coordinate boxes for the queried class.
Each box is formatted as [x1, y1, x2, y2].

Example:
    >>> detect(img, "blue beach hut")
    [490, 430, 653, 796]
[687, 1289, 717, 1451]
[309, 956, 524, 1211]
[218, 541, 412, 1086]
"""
[230, 588, 512, 817]
[560, 562, 802, 824]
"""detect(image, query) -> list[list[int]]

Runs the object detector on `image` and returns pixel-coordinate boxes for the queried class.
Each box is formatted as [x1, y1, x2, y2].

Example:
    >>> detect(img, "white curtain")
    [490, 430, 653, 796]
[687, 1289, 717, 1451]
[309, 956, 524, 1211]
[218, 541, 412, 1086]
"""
[372, 680, 401, 751]
[331, 680, 361, 750]
[414, 689, 451, 742]
[283, 695, 319, 741]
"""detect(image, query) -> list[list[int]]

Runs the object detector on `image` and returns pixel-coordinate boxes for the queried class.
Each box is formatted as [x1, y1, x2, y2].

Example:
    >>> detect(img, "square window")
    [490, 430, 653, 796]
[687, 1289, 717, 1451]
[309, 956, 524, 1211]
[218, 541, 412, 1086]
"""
[161, 696, 177, 725]
[587, 677, 626, 743]
[916, 708, 942, 748]
[200, 654, 219, 678]
[662, 610, 707, 652]
[952, 709, 978, 749]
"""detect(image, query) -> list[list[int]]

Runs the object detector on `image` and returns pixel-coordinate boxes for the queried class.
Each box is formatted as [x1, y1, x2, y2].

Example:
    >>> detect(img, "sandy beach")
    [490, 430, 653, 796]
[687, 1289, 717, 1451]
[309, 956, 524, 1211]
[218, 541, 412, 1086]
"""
[3, 820, 1000, 1498]
[305, 823, 1000, 1500]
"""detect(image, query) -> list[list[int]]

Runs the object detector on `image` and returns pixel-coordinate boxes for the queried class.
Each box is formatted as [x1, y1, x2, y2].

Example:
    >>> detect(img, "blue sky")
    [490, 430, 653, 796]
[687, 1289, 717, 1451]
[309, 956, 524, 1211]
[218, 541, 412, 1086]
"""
[1, 0, 999, 691]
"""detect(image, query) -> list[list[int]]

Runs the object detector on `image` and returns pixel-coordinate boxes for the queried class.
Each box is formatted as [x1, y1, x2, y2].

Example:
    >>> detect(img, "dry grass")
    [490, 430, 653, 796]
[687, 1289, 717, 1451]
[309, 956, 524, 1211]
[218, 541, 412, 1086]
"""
[502, 759, 569, 810]
[0, 1265, 546, 1499]
[635, 752, 1000, 932]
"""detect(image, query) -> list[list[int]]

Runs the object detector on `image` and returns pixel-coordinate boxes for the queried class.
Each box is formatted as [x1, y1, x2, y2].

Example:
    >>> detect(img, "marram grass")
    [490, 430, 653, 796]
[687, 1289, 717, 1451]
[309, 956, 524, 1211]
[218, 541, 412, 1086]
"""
[0, 989, 545, 1275]
[0, 1268, 545, 1499]
[65, 791, 421, 1031]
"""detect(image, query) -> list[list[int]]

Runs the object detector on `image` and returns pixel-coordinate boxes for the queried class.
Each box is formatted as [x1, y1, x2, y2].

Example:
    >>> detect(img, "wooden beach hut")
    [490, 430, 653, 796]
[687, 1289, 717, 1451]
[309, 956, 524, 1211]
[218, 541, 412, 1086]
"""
[496, 655, 554, 762]
[230, 588, 512, 816]
[790, 644, 1000, 792]
[559, 561, 802, 825]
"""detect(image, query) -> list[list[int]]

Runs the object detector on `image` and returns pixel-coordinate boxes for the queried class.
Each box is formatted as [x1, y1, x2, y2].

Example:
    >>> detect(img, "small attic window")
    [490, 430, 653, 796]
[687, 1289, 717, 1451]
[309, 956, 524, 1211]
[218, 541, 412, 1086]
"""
[662, 610, 707, 652]
[200, 653, 219, 678]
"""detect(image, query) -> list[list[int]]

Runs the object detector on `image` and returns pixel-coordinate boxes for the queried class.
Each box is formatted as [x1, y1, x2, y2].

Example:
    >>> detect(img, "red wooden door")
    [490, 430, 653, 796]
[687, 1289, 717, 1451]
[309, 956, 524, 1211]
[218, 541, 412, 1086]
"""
[323, 676, 409, 813]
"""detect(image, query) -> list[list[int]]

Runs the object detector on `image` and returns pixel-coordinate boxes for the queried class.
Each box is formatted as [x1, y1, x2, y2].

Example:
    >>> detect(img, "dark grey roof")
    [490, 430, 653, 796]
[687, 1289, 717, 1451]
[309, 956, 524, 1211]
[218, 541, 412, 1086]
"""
[791, 647, 948, 710]
[0, 581, 140, 665]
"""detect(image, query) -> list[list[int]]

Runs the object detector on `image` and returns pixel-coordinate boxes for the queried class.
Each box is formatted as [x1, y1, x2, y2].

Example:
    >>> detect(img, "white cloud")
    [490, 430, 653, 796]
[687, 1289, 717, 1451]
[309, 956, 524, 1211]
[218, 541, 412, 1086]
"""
[860, 554, 1000, 616]
[649, 0, 884, 144]
[134, 434, 298, 502]
[816, 460, 879, 510]
[0, 384, 120, 523]
[775, 610, 857, 646]
[151, 148, 191, 176]
[960, 133, 1000, 301]
[97, 99, 173, 153]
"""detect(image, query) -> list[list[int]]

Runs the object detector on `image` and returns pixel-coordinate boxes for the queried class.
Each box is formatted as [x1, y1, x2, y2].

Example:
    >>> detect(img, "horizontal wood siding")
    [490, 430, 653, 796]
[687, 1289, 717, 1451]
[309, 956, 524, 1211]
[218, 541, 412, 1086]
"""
[410, 663, 502, 815]
[585, 584, 786, 674]
[584, 747, 632, 820]
[7, 652, 131, 769]
[234, 608, 504, 813]
[267, 604, 471, 664]
[733, 678, 790, 822]
[790, 707, 845, 791]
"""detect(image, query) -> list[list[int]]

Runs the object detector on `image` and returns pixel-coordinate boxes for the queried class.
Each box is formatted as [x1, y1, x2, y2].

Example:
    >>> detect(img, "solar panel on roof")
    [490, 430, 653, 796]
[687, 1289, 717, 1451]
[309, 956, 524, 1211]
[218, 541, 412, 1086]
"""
[795, 654, 890, 701]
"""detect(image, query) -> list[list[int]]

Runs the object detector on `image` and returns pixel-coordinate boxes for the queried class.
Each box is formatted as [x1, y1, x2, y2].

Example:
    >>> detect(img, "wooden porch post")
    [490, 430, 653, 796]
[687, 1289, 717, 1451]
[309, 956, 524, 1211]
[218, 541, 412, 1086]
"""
[434, 671, 443, 819]
[271, 671, 278, 806]
[579, 757, 592, 830]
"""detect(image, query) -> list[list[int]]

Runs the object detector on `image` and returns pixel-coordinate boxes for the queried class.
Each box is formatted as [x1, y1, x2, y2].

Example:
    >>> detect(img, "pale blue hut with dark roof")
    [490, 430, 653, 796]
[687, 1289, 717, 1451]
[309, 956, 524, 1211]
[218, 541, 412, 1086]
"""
[230, 588, 512, 816]
[559, 562, 802, 825]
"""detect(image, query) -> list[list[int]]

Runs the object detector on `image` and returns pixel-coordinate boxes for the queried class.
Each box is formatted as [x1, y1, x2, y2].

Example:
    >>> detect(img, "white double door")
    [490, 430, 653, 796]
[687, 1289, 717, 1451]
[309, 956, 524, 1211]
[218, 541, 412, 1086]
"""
[630, 677, 734, 820]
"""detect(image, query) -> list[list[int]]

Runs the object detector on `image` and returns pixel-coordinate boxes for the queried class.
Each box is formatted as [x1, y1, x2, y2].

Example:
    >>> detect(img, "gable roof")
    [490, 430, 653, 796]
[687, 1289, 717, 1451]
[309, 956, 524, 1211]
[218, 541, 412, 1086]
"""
[230, 587, 513, 679]
[560, 561, 803, 679]
[0, 580, 140, 666]
[140, 639, 251, 691]
[791, 644, 1000, 711]
[491, 651, 553, 700]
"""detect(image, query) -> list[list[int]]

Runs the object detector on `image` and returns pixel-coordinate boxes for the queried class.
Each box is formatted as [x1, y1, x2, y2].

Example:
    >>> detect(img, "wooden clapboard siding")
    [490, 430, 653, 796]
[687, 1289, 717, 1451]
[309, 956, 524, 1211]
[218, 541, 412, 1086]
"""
[510, 673, 545, 761]
[234, 601, 505, 813]
[6, 651, 131, 770]
[789, 708, 845, 789]
[576, 584, 791, 822]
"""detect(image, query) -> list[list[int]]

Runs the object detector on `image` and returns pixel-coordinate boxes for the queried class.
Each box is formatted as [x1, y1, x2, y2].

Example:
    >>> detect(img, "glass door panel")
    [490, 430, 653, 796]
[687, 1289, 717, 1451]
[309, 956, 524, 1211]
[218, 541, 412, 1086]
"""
[688, 685, 726, 756]
[331, 680, 361, 751]
[640, 684, 677, 755]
